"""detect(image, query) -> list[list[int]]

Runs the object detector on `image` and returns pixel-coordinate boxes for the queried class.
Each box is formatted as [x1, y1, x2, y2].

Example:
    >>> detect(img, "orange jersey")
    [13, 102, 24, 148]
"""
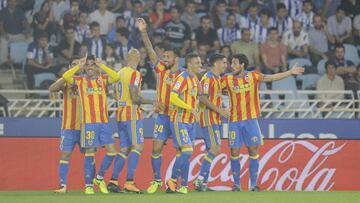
[199, 71, 222, 128]
[61, 83, 81, 130]
[74, 74, 109, 124]
[170, 70, 199, 123]
[154, 60, 183, 115]
[221, 71, 263, 122]
[115, 66, 142, 121]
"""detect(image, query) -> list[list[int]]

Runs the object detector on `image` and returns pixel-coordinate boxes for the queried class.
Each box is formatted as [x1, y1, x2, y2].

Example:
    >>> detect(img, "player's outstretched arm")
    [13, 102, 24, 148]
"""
[95, 58, 120, 83]
[49, 78, 66, 92]
[129, 86, 154, 105]
[138, 18, 158, 65]
[262, 63, 305, 82]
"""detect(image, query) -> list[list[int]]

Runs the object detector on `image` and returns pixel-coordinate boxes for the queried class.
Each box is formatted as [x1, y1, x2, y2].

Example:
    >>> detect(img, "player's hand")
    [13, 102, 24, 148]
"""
[153, 101, 165, 112]
[290, 63, 305, 75]
[218, 108, 230, 119]
[191, 108, 199, 122]
[137, 18, 147, 32]
[95, 58, 103, 66]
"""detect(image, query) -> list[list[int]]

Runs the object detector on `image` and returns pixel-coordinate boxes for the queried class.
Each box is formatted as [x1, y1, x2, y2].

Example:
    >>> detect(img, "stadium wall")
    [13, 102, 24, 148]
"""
[0, 118, 359, 191]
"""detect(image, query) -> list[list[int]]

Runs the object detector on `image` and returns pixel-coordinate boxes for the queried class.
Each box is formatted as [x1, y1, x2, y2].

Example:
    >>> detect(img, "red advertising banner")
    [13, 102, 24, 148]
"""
[0, 138, 359, 191]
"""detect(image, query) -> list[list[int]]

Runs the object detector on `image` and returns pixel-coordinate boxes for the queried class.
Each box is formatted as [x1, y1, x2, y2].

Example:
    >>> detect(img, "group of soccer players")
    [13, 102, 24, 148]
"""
[50, 18, 304, 195]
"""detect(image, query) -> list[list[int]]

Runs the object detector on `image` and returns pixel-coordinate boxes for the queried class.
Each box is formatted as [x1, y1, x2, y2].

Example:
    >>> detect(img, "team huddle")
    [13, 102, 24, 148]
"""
[50, 18, 304, 195]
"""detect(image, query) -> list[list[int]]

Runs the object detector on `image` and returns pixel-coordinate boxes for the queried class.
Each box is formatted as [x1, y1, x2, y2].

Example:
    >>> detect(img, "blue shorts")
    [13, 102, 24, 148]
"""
[117, 120, 144, 148]
[170, 122, 196, 148]
[201, 125, 222, 149]
[228, 119, 262, 148]
[81, 122, 115, 148]
[60, 129, 85, 153]
[153, 114, 172, 142]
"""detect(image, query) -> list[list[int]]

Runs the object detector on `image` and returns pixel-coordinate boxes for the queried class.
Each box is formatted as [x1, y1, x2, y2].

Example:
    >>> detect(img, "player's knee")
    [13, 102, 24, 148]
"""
[209, 146, 221, 155]
[247, 146, 259, 157]
[86, 148, 96, 153]
[60, 151, 72, 159]
[230, 148, 240, 157]
[120, 147, 130, 155]
[132, 143, 144, 152]
[152, 140, 164, 154]
[105, 143, 117, 154]
[180, 145, 193, 154]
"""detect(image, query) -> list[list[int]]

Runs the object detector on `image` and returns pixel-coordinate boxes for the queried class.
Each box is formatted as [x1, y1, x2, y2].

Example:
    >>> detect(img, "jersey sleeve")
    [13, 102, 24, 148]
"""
[129, 70, 142, 88]
[253, 71, 264, 82]
[200, 76, 211, 96]
[154, 60, 166, 73]
[171, 73, 187, 94]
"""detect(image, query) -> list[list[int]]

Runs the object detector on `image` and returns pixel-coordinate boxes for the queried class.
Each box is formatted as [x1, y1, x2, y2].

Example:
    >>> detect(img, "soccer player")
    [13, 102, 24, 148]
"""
[193, 54, 230, 191]
[136, 18, 184, 194]
[166, 53, 202, 194]
[50, 58, 84, 193]
[61, 55, 120, 195]
[221, 54, 304, 191]
[107, 48, 156, 193]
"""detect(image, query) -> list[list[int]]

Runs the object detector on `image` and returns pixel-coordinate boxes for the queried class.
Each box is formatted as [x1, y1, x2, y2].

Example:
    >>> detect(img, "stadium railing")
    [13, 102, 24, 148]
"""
[0, 89, 359, 119]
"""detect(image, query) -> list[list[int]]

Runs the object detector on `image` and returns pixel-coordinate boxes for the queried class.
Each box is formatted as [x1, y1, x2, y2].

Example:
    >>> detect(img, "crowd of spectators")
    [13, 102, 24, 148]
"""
[0, 0, 359, 98]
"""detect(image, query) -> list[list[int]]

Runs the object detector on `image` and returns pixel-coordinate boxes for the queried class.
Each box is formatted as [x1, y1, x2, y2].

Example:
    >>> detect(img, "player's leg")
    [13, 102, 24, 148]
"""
[82, 124, 99, 194]
[194, 125, 222, 191]
[84, 147, 96, 195]
[243, 119, 262, 192]
[108, 122, 130, 192]
[167, 122, 193, 194]
[124, 120, 144, 193]
[229, 122, 243, 191]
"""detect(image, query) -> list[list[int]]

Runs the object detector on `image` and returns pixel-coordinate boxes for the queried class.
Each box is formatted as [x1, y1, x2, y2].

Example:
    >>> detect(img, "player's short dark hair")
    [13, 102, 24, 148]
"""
[155, 43, 166, 50]
[116, 28, 129, 39]
[164, 46, 180, 57]
[209, 54, 226, 66]
[303, 0, 313, 6]
[90, 21, 100, 29]
[185, 52, 200, 66]
[325, 60, 336, 70]
[232, 54, 249, 68]
[200, 15, 211, 22]
[87, 55, 96, 61]
[276, 2, 286, 10]
[259, 9, 272, 17]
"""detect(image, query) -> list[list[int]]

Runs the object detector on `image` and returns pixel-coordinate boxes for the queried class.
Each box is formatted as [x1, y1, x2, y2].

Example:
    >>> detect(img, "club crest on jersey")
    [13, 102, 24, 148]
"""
[96, 78, 102, 86]
[134, 77, 140, 86]
[174, 81, 182, 90]
[204, 83, 209, 93]
[244, 74, 250, 82]
[251, 136, 258, 143]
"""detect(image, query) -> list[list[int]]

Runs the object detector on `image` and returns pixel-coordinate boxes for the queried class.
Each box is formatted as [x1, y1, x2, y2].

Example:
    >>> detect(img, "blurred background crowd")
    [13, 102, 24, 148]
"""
[0, 0, 359, 98]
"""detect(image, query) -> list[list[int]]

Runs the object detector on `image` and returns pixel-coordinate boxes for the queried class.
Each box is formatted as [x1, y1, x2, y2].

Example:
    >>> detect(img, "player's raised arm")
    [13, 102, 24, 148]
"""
[138, 18, 158, 65]
[95, 58, 120, 83]
[61, 55, 87, 84]
[261, 63, 305, 82]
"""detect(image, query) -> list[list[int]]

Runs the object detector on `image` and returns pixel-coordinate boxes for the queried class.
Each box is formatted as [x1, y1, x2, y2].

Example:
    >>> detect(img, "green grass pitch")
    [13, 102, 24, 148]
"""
[1, 191, 359, 203]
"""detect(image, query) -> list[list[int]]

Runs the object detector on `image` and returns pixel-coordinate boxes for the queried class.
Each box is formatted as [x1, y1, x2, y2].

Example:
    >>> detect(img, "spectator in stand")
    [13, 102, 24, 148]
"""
[79, 0, 97, 13]
[60, 0, 80, 32]
[57, 26, 80, 66]
[220, 45, 232, 71]
[327, 6, 353, 45]
[211, 0, 229, 30]
[123, 0, 146, 32]
[107, 15, 126, 42]
[138, 47, 155, 89]
[197, 43, 210, 68]
[86, 21, 106, 58]
[354, 14, 360, 46]
[163, 5, 191, 56]
[0, 0, 6, 11]
[217, 13, 241, 46]
[74, 11, 90, 44]
[192, 15, 220, 50]
[316, 60, 345, 107]
[114, 27, 134, 65]
[260, 27, 287, 74]
[339, 0, 360, 19]
[282, 0, 303, 19]
[333, 44, 358, 92]
[314, 0, 341, 19]
[308, 15, 332, 65]
[89, 0, 114, 35]
[32, 0, 57, 39]
[282, 20, 309, 59]
[26, 32, 57, 89]
[181, 0, 200, 31]
[251, 8, 273, 44]
[230, 28, 260, 68]
[296, 0, 315, 32]
[244, 3, 259, 30]
[104, 43, 120, 70]
[149, 0, 172, 29]
[273, 2, 292, 35]
[51, 0, 70, 23]
[0, 0, 31, 65]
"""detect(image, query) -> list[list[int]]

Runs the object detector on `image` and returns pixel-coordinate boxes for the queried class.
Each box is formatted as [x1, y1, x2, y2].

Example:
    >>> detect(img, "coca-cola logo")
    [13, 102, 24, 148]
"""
[165, 140, 346, 191]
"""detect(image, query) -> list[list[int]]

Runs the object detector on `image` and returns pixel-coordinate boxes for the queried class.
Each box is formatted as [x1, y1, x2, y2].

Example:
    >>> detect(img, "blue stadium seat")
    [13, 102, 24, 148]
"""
[271, 76, 297, 99]
[317, 59, 327, 75]
[344, 44, 360, 65]
[297, 74, 321, 89]
[9, 42, 29, 64]
[34, 73, 56, 88]
[288, 58, 312, 70]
